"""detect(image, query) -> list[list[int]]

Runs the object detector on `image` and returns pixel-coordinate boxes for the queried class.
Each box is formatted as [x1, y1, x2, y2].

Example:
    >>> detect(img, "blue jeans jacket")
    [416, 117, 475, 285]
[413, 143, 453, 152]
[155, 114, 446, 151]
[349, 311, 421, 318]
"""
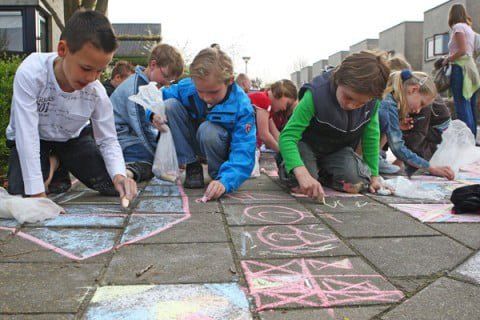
[111, 66, 158, 162]
[382, 94, 430, 169]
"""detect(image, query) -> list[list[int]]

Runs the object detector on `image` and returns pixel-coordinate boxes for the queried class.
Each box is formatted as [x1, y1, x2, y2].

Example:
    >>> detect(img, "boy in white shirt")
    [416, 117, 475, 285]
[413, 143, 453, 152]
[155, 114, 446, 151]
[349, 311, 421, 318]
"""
[6, 9, 136, 204]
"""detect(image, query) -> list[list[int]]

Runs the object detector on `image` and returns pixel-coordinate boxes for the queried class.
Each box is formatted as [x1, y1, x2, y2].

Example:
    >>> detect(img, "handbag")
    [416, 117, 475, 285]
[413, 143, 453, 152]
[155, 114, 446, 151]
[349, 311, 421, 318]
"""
[433, 63, 451, 93]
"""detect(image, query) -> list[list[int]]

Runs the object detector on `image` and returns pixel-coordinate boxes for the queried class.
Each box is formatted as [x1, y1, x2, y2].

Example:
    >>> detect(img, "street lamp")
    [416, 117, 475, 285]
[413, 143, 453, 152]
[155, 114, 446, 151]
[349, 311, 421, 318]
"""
[242, 56, 251, 75]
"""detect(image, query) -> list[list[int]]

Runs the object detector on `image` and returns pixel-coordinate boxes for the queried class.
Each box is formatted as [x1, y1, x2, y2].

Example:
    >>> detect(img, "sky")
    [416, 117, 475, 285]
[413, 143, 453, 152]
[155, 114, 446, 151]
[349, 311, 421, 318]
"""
[109, 0, 448, 83]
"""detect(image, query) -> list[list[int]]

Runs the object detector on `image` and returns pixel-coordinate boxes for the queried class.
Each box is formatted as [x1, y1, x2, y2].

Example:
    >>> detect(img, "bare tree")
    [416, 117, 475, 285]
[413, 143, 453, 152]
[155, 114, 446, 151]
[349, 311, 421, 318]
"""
[62, 0, 109, 31]
[291, 57, 309, 72]
[251, 77, 264, 90]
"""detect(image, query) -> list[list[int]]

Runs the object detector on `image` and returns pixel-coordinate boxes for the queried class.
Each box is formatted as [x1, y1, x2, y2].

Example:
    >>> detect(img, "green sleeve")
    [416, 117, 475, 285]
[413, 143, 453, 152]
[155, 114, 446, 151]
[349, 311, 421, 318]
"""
[279, 90, 315, 173]
[361, 100, 380, 176]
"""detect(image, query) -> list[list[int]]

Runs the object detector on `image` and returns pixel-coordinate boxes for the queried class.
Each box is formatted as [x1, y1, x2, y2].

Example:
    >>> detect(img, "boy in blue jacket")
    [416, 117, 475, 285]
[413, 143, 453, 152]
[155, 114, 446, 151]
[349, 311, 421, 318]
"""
[153, 48, 256, 200]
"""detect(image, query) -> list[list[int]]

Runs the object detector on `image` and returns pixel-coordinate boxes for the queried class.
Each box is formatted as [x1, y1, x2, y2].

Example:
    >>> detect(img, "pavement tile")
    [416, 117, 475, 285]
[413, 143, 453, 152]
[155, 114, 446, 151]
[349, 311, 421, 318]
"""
[301, 197, 389, 214]
[259, 306, 389, 320]
[134, 197, 185, 213]
[0, 228, 12, 241]
[119, 214, 189, 244]
[2, 315, 74, 320]
[56, 191, 118, 204]
[104, 243, 236, 284]
[0, 235, 109, 263]
[451, 251, 480, 284]
[237, 176, 285, 191]
[0, 263, 102, 313]
[388, 277, 436, 296]
[62, 204, 125, 214]
[430, 223, 480, 249]
[220, 191, 297, 205]
[242, 257, 403, 310]
[127, 212, 227, 244]
[368, 194, 450, 204]
[382, 277, 480, 320]
[350, 237, 472, 277]
[83, 283, 252, 319]
[230, 224, 354, 259]
[26, 214, 126, 228]
[139, 184, 181, 197]
[322, 211, 439, 238]
[223, 203, 319, 226]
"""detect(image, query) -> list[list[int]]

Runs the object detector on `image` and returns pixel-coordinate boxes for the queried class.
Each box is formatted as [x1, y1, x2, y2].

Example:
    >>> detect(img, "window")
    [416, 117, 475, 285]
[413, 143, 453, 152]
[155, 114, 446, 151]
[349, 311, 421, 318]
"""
[36, 10, 48, 52]
[0, 11, 23, 52]
[425, 33, 449, 61]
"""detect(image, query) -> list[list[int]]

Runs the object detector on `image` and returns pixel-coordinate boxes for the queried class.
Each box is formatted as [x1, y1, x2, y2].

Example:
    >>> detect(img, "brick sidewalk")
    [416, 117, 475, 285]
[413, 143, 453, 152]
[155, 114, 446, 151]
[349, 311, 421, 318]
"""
[0, 154, 479, 319]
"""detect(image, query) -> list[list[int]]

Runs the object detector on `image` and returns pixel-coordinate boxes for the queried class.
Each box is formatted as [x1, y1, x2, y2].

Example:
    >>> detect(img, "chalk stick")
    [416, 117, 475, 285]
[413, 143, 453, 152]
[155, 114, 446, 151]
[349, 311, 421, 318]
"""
[121, 197, 130, 208]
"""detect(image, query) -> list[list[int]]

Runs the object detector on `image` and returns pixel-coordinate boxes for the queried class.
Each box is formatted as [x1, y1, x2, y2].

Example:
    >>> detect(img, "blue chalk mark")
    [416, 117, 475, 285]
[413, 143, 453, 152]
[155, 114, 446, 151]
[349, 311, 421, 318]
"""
[135, 198, 184, 213]
[148, 177, 177, 186]
[120, 214, 182, 244]
[0, 219, 18, 228]
[29, 215, 125, 228]
[63, 205, 123, 214]
[142, 185, 181, 197]
[26, 228, 118, 258]
[205, 283, 250, 309]
[85, 307, 151, 320]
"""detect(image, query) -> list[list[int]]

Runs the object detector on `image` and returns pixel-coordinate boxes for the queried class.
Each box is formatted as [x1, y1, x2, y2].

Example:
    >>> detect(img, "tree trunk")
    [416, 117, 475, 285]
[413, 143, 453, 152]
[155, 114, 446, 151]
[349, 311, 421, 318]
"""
[64, 0, 79, 24]
[80, 0, 96, 10]
[95, 0, 109, 14]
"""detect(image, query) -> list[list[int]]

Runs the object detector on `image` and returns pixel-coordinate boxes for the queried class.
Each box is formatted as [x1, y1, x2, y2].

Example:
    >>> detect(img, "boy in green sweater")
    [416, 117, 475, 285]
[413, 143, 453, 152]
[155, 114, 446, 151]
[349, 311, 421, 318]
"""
[279, 51, 390, 200]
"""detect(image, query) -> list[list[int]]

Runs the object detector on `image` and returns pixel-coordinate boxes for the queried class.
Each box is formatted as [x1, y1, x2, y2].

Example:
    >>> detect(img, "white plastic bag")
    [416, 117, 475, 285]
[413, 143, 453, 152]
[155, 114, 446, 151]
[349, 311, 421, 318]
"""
[0, 188, 63, 223]
[430, 120, 480, 177]
[382, 177, 444, 201]
[250, 148, 261, 178]
[128, 82, 179, 182]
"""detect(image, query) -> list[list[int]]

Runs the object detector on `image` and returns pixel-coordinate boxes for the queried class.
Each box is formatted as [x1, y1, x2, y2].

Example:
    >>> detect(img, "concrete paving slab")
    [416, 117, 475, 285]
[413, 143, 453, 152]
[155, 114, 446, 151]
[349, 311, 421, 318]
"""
[451, 251, 480, 284]
[237, 176, 285, 191]
[3, 315, 74, 320]
[0, 235, 108, 263]
[389, 203, 480, 223]
[83, 283, 252, 319]
[26, 214, 126, 228]
[301, 197, 389, 214]
[389, 277, 435, 296]
[430, 223, 480, 249]
[0, 228, 12, 241]
[230, 224, 354, 259]
[260, 306, 389, 320]
[104, 243, 236, 284]
[134, 212, 227, 244]
[62, 204, 125, 214]
[242, 257, 403, 310]
[0, 219, 19, 229]
[350, 237, 472, 277]
[368, 194, 450, 204]
[382, 277, 480, 320]
[56, 191, 118, 205]
[224, 203, 319, 226]
[120, 214, 188, 244]
[0, 263, 102, 313]
[134, 197, 184, 213]
[187, 198, 221, 213]
[21, 228, 120, 260]
[140, 184, 181, 197]
[322, 211, 439, 238]
[220, 191, 297, 205]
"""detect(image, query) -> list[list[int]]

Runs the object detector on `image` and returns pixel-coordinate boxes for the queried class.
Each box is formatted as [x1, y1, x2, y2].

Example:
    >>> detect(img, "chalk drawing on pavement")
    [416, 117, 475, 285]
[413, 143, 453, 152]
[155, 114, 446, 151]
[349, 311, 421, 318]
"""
[390, 203, 480, 223]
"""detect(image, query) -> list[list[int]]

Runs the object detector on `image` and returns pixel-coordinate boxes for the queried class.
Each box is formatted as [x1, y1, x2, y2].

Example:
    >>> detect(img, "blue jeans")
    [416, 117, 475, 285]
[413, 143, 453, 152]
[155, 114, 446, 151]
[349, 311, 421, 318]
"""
[165, 98, 230, 179]
[451, 64, 478, 137]
[123, 143, 153, 182]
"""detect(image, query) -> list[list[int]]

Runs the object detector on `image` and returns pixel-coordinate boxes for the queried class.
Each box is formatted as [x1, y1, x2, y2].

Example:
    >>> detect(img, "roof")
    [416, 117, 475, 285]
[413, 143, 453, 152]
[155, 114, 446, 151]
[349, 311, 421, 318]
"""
[112, 23, 161, 57]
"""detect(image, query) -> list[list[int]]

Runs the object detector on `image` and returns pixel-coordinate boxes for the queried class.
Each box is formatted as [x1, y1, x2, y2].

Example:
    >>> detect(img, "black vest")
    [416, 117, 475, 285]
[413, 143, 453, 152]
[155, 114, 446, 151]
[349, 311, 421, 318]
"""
[300, 72, 377, 155]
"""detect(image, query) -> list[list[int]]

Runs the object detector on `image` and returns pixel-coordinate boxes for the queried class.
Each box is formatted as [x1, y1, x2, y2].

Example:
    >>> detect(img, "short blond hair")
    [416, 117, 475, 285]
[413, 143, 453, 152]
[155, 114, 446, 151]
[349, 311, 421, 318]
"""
[388, 55, 412, 72]
[189, 48, 234, 84]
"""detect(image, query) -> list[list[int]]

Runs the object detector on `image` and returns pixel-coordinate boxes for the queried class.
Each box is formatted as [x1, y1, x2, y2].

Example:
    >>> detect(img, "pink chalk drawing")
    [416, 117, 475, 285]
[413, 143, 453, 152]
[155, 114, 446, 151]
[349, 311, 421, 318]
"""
[460, 161, 480, 175]
[256, 225, 339, 254]
[390, 203, 480, 223]
[241, 258, 403, 311]
[225, 191, 294, 202]
[3, 181, 192, 260]
[243, 205, 312, 224]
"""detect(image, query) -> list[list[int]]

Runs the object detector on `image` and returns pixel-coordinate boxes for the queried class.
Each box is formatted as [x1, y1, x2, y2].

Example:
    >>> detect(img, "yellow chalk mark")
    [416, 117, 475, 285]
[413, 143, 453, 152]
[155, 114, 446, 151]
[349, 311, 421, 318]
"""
[91, 285, 155, 303]
[155, 296, 227, 319]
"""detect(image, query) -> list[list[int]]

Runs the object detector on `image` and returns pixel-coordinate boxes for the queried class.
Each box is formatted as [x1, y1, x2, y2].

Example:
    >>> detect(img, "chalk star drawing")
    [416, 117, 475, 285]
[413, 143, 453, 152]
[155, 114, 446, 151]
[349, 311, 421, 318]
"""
[256, 225, 339, 254]
[390, 203, 480, 223]
[84, 283, 251, 320]
[242, 258, 403, 311]
[0, 181, 191, 260]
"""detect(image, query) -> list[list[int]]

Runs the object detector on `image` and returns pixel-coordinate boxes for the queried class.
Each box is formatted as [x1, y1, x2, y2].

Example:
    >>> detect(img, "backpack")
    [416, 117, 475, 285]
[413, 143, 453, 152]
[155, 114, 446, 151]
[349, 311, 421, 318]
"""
[450, 184, 480, 214]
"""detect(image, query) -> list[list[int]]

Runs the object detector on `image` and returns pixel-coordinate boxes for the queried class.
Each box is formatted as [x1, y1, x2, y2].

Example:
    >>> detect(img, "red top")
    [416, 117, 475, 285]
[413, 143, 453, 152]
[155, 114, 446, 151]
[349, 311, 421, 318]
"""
[248, 91, 272, 147]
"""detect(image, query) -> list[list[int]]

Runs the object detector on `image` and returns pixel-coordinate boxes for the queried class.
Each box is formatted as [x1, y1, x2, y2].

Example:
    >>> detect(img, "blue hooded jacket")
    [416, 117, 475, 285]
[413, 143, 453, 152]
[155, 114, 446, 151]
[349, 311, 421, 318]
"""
[157, 78, 256, 193]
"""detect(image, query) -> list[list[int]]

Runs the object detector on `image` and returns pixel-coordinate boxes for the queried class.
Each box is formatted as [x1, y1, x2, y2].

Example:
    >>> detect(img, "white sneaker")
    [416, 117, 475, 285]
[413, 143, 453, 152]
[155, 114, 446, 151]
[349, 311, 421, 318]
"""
[379, 157, 400, 174]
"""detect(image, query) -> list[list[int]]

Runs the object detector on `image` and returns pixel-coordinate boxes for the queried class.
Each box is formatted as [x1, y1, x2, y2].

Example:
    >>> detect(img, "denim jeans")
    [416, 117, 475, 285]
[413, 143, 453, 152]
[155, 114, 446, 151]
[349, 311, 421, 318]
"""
[7, 126, 117, 196]
[165, 98, 230, 179]
[451, 64, 478, 137]
[123, 142, 153, 182]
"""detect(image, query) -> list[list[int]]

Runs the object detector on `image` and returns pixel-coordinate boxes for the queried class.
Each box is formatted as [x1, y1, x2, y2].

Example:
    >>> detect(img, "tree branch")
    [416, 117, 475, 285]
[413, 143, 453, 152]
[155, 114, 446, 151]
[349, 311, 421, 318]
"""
[95, 0, 109, 14]
[40, 0, 65, 31]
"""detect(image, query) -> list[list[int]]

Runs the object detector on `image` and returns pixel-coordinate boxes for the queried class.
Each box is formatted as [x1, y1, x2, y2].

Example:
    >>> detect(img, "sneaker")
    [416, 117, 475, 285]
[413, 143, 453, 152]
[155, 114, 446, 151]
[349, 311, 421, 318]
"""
[184, 162, 205, 188]
[379, 157, 401, 174]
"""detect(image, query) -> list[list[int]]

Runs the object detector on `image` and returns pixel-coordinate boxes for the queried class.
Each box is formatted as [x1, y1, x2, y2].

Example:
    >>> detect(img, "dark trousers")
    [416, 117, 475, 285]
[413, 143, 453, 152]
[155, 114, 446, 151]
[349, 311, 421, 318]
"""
[7, 126, 117, 196]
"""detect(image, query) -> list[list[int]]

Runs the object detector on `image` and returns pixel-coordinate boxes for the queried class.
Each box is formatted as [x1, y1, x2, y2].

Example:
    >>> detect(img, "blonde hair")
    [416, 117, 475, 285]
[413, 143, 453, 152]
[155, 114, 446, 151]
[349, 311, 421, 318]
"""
[387, 55, 412, 71]
[385, 70, 437, 120]
[148, 43, 185, 78]
[269, 79, 298, 100]
[189, 48, 234, 84]
[448, 3, 472, 28]
[332, 50, 390, 100]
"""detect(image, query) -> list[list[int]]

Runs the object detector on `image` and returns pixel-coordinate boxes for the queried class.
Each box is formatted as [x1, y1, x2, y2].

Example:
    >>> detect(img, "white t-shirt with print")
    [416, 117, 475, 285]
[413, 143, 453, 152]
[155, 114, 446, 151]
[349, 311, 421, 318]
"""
[6, 52, 126, 195]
